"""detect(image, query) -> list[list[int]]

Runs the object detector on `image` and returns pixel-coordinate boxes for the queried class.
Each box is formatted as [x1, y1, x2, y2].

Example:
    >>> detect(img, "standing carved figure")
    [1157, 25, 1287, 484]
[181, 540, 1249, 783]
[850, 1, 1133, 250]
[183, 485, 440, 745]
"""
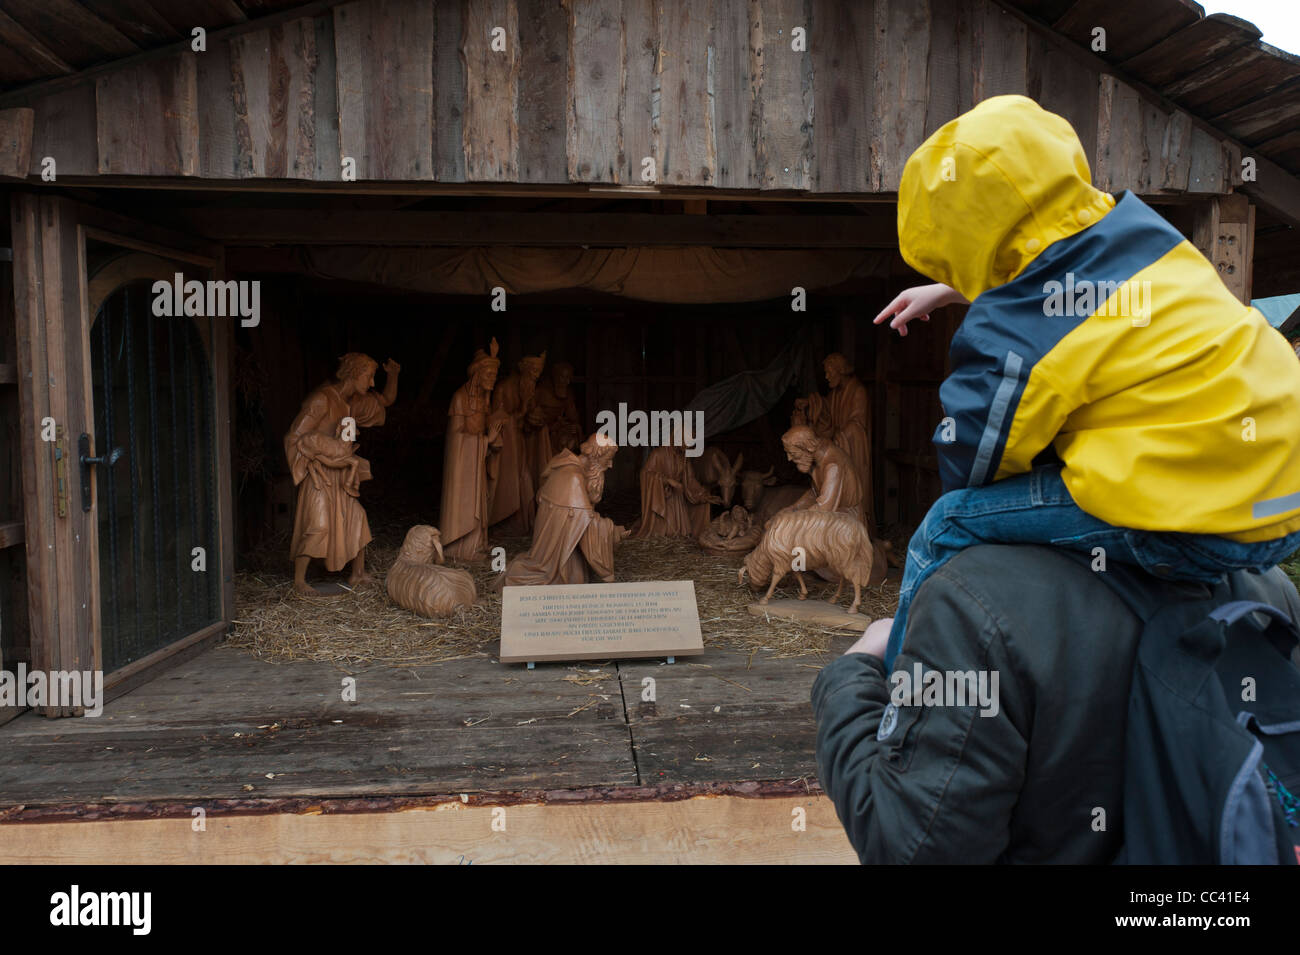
[528, 361, 582, 486]
[285, 353, 399, 595]
[504, 433, 627, 586]
[489, 352, 546, 535]
[794, 352, 874, 530]
[440, 340, 504, 561]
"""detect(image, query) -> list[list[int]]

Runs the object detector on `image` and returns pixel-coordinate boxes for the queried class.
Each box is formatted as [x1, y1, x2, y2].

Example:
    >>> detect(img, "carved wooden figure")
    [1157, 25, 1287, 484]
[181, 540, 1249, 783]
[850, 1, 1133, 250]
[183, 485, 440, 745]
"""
[387, 525, 477, 616]
[528, 360, 582, 485]
[780, 425, 863, 521]
[440, 340, 504, 561]
[504, 433, 628, 586]
[793, 352, 874, 529]
[697, 505, 760, 556]
[489, 352, 546, 534]
[284, 352, 399, 595]
[632, 443, 720, 539]
[739, 507, 875, 616]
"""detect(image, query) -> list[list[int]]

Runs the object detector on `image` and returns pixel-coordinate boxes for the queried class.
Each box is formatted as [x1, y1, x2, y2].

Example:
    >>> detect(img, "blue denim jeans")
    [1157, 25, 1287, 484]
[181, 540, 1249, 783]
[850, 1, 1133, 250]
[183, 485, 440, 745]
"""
[883, 464, 1300, 669]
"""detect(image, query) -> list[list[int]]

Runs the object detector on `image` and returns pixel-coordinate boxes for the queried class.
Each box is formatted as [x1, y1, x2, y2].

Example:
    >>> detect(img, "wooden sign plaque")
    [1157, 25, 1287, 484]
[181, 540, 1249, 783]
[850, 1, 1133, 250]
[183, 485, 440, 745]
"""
[500, 581, 705, 664]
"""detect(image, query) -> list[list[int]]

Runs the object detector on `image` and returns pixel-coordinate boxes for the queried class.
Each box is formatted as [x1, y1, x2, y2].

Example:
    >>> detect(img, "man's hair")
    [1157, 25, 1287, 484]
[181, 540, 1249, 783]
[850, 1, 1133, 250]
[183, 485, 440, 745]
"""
[782, 424, 819, 454]
[824, 352, 853, 375]
[336, 352, 377, 383]
[519, 352, 546, 375]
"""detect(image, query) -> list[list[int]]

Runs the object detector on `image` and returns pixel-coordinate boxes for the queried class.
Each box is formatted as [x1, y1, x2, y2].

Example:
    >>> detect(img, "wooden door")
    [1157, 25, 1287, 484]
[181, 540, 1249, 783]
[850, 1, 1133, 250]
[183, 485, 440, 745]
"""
[10, 195, 232, 713]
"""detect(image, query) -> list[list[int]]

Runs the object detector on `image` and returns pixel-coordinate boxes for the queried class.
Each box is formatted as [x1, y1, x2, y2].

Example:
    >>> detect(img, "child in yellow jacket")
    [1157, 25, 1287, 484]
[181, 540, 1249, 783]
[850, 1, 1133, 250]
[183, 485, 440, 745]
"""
[873, 95, 1300, 668]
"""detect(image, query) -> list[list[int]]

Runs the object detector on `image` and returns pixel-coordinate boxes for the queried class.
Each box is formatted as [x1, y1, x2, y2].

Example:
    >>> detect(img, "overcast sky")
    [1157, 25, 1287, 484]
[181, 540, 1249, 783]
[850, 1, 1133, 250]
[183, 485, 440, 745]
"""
[1202, 0, 1300, 55]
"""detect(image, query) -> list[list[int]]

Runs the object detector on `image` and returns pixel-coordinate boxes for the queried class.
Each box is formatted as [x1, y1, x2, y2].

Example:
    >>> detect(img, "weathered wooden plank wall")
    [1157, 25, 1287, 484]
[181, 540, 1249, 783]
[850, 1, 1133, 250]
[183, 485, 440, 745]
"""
[10, 0, 1237, 195]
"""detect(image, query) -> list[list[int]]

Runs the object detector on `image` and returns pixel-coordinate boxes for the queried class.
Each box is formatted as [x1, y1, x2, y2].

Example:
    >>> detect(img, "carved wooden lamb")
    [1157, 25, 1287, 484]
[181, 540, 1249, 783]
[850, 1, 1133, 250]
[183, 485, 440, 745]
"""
[387, 525, 477, 617]
[738, 508, 874, 615]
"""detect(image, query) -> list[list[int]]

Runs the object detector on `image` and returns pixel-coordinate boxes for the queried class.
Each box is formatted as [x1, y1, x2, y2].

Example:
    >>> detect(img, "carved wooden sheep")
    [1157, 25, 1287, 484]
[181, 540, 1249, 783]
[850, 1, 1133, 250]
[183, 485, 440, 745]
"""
[387, 525, 477, 617]
[737, 508, 874, 615]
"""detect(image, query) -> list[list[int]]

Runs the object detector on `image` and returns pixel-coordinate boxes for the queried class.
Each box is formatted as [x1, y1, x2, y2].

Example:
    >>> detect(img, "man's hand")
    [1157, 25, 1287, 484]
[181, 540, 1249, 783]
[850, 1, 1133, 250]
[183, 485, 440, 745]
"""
[845, 617, 893, 660]
[873, 284, 968, 337]
[383, 358, 401, 377]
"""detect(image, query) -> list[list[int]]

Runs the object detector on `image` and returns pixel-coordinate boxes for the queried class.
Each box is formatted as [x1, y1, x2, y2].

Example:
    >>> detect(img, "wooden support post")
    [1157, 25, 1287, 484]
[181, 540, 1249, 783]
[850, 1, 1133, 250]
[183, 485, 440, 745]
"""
[10, 194, 97, 716]
[1193, 194, 1255, 305]
[0, 108, 34, 180]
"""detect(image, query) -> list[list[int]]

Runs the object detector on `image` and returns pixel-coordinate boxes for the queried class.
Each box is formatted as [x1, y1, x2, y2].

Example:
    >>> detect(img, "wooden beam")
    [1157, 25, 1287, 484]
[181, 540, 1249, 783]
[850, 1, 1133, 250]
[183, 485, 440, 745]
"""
[1194, 193, 1254, 304]
[0, 0, 353, 109]
[1238, 152, 1300, 230]
[172, 209, 900, 247]
[0, 792, 856, 864]
[0, 520, 24, 549]
[0, 9, 75, 79]
[0, 107, 34, 179]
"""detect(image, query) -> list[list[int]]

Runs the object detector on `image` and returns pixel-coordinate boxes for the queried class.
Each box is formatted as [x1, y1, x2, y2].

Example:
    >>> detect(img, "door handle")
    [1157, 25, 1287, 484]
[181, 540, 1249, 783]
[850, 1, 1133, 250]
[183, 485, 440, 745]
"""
[79, 433, 125, 512]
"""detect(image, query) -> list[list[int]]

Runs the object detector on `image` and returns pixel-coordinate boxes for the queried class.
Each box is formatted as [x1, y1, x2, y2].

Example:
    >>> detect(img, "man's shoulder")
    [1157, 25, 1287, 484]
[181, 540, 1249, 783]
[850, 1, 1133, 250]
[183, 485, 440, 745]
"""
[921, 544, 1300, 648]
[917, 545, 1143, 647]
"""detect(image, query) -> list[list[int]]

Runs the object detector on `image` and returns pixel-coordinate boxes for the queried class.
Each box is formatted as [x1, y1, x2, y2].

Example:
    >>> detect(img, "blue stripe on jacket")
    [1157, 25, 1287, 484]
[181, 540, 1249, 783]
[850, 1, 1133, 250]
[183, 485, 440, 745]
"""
[934, 192, 1188, 492]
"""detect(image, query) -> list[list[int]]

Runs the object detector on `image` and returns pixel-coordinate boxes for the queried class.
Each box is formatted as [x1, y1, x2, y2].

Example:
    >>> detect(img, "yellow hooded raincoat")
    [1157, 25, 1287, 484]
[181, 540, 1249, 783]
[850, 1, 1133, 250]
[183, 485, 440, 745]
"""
[897, 95, 1300, 541]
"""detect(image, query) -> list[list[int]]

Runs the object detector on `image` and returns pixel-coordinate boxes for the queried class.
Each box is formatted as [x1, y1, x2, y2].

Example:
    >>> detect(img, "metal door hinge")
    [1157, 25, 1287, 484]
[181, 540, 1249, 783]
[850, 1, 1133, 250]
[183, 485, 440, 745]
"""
[53, 425, 68, 518]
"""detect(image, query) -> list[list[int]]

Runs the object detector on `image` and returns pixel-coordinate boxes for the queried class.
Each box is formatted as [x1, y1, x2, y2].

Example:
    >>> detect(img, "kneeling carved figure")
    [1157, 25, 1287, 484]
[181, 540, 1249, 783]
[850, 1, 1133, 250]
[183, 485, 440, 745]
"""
[387, 525, 477, 617]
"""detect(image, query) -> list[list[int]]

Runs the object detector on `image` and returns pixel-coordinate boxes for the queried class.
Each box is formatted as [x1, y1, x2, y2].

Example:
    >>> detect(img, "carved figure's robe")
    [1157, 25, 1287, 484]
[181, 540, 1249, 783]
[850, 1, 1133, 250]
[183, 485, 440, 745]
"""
[488, 374, 536, 534]
[528, 380, 581, 485]
[632, 445, 712, 539]
[285, 384, 385, 571]
[441, 384, 499, 560]
[504, 451, 618, 586]
[791, 441, 863, 521]
[804, 376, 873, 528]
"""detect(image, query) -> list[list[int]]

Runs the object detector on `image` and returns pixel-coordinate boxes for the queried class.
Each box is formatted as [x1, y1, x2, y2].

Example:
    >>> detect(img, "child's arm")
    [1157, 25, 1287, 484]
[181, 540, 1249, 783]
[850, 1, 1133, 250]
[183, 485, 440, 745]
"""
[874, 283, 968, 337]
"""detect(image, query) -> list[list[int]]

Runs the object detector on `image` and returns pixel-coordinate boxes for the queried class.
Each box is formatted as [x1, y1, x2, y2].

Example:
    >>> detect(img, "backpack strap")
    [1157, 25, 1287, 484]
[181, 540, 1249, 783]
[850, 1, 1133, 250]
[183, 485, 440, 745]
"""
[1211, 601, 1300, 659]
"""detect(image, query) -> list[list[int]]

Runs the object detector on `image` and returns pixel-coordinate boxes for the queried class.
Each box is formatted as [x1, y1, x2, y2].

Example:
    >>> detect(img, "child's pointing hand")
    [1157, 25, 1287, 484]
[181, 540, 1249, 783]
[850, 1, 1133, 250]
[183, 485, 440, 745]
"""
[874, 283, 969, 337]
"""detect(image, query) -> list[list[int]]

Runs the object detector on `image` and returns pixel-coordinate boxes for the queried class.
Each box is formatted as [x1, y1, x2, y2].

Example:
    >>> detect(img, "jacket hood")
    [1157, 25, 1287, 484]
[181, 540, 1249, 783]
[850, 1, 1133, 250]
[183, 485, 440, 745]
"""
[897, 95, 1116, 303]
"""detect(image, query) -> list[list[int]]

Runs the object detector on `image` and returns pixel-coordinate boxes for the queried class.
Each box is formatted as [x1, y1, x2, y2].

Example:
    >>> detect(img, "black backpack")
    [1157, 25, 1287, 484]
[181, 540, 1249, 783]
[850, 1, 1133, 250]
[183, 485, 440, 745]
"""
[1084, 559, 1300, 864]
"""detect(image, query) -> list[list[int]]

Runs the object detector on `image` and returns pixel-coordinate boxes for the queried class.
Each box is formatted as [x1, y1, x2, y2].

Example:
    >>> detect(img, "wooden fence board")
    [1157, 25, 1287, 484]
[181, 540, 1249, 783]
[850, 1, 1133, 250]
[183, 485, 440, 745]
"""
[753, 0, 810, 191]
[27, 84, 97, 178]
[874, 0, 929, 191]
[95, 54, 198, 176]
[812, 0, 872, 191]
[462, 0, 520, 181]
[230, 17, 318, 179]
[334, 0, 434, 181]
[655, 0, 715, 186]
[517, 0, 568, 183]
[567, 0, 622, 183]
[713, 0, 756, 189]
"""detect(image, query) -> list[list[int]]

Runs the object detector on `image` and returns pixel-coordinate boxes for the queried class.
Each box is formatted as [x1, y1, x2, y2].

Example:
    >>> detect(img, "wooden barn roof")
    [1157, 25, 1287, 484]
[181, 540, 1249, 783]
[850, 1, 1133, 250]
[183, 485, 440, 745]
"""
[0, 0, 319, 90]
[1007, 0, 1300, 176]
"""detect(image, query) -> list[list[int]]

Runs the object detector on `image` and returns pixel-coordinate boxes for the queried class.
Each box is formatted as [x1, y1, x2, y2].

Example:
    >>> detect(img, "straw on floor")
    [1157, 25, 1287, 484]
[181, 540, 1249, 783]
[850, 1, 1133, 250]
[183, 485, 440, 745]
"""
[228, 530, 902, 668]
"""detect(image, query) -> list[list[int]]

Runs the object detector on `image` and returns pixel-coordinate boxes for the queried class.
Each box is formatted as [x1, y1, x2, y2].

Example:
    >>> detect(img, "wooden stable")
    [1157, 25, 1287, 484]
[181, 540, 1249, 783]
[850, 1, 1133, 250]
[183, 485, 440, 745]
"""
[0, 0, 1298, 861]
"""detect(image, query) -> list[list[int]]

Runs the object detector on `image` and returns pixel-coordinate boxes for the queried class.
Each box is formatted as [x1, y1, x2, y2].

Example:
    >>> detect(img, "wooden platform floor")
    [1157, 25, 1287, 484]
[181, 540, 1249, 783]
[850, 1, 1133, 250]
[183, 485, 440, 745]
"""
[0, 636, 857, 808]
